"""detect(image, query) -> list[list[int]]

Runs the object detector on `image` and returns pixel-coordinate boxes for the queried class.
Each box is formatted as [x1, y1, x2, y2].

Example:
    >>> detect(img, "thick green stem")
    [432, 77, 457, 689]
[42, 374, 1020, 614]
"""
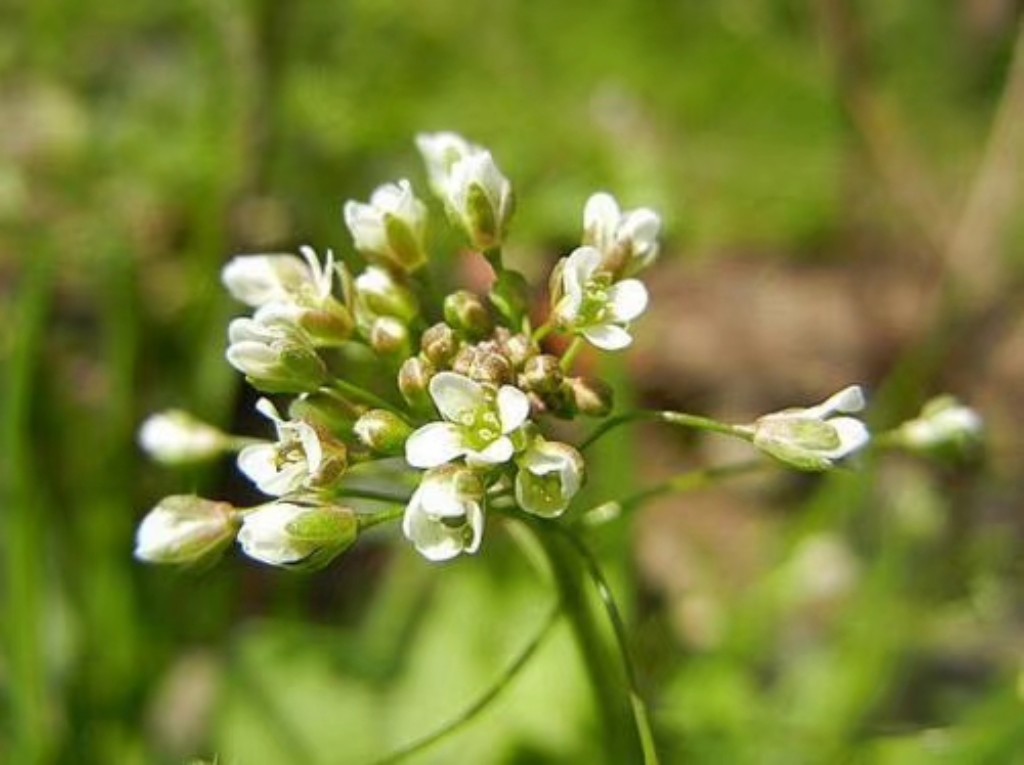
[530, 522, 645, 764]
[324, 380, 410, 423]
[560, 337, 585, 372]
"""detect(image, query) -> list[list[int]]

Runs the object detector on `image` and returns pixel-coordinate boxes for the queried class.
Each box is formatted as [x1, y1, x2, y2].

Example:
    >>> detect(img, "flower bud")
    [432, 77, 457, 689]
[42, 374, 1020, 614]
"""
[452, 344, 514, 386]
[354, 409, 414, 456]
[254, 300, 353, 348]
[238, 502, 358, 570]
[288, 392, 360, 433]
[138, 410, 229, 465]
[896, 395, 983, 457]
[135, 495, 239, 566]
[398, 356, 436, 412]
[370, 316, 411, 358]
[751, 386, 870, 471]
[343, 179, 428, 273]
[444, 290, 493, 340]
[521, 355, 563, 395]
[446, 150, 514, 250]
[420, 322, 460, 368]
[416, 132, 475, 196]
[566, 376, 614, 417]
[515, 439, 585, 518]
[226, 317, 327, 393]
[582, 192, 661, 278]
[354, 266, 419, 328]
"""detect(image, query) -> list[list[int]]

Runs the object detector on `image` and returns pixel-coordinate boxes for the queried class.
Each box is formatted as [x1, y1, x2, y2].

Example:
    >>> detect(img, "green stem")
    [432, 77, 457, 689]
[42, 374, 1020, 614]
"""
[357, 506, 406, 531]
[483, 245, 504, 272]
[532, 321, 555, 344]
[579, 459, 766, 528]
[580, 409, 752, 452]
[560, 337, 585, 372]
[334, 487, 413, 505]
[529, 521, 648, 764]
[368, 604, 560, 765]
[325, 380, 410, 423]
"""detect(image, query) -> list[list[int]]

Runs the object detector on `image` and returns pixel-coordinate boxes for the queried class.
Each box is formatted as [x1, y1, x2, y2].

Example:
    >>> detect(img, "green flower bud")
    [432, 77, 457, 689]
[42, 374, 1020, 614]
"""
[370, 316, 411, 358]
[444, 290, 493, 340]
[354, 409, 414, 456]
[522, 354, 563, 395]
[515, 439, 585, 518]
[294, 297, 355, 346]
[343, 179, 428, 273]
[288, 392, 360, 433]
[354, 266, 419, 328]
[420, 322, 460, 368]
[135, 495, 239, 566]
[238, 502, 358, 571]
[566, 376, 614, 417]
[398, 356, 436, 413]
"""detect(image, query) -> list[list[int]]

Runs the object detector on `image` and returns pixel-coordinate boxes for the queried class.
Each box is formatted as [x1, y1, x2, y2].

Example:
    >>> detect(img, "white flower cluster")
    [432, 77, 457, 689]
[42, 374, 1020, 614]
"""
[133, 130, 982, 573]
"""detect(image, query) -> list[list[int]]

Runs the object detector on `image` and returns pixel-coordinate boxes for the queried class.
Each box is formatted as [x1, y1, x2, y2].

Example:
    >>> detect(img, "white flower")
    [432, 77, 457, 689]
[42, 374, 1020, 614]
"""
[343, 179, 428, 272]
[515, 439, 585, 518]
[135, 495, 238, 565]
[238, 501, 358, 569]
[416, 131, 476, 195]
[445, 150, 514, 249]
[405, 372, 530, 468]
[552, 246, 649, 351]
[222, 247, 335, 308]
[898, 395, 983, 452]
[415, 132, 513, 249]
[138, 410, 228, 464]
[402, 466, 485, 561]
[237, 398, 346, 497]
[583, 192, 661, 277]
[226, 314, 326, 393]
[353, 266, 419, 327]
[751, 385, 871, 471]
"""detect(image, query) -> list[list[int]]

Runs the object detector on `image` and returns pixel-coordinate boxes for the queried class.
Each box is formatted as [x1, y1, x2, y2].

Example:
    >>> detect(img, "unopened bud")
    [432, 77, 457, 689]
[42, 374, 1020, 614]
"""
[343, 179, 428, 273]
[522, 355, 563, 395]
[294, 298, 355, 346]
[567, 376, 614, 417]
[420, 323, 460, 368]
[138, 410, 229, 465]
[398, 356, 436, 412]
[896, 395, 983, 457]
[498, 331, 532, 369]
[354, 409, 413, 456]
[288, 392, 360, 433]
[452, 344, 514, 386]
[354, 266, 419, 325]
[370, 316, 411, 357]
[226, 317, 327, 393]
[444, 290, 493, 340]
[238, 502, 358, 571]
[135, 495, 239, 566]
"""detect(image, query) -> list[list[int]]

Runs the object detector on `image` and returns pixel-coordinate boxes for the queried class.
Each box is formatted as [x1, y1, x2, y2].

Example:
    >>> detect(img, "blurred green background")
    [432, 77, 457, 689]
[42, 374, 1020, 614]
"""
[3, 0, 1024, 763]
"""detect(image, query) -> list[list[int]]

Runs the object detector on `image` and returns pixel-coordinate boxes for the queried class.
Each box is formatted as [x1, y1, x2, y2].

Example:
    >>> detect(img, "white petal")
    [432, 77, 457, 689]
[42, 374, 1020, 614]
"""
[296, 421, 323, 473]
[496, 386, 531, 433]
[429, 372, 487, 424]
[582, 324, 633, 351]
[583, 192, 620, 250]
[404, 422, 467, 468]
[606, 279, 649, 322]
[402, 498, 463, 562]
[468, 436, 514, 465]
[254, 397, 283, 424]
[807, 385, 866, 419]
[564, 247, 602, 298]
[221, 255, 310, 307]
[463, 502, 485, 554]
[619, 208, 661, 248]
[823, 417, 870, 459]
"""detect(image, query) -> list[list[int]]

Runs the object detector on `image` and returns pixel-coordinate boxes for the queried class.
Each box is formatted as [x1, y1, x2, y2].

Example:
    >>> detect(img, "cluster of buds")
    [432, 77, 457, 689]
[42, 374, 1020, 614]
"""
[134, 131, 983, 571]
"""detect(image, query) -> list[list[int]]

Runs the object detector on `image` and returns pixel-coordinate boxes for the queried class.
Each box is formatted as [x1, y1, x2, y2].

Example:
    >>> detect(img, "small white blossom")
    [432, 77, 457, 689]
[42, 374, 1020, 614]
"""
[344, 179, 428, 272]
[135, 495, 238, 565]
[402, 466, 485, 561]
[552, 246, 649, 351]
[237, 398, 346, 497]
[583, 192, 661, 277]
[515, 439, 585, 518]
[226, 314, 326, 393]
[353, 266, 419, 327]
[405, 372, 530, 468]
[238, 501, 357, 569]
[416, 132, 476, 196]
[898, 395, 983, 452]
[750, 385, 870, 471]
[416, 132, 513, 249]
[222, 248, 335, 308]
[138, 410, 229, 464]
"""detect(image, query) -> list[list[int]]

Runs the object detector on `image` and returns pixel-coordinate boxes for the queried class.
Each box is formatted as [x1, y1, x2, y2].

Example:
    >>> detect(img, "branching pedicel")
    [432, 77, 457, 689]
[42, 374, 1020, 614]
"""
[134, 132, 984, 761]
